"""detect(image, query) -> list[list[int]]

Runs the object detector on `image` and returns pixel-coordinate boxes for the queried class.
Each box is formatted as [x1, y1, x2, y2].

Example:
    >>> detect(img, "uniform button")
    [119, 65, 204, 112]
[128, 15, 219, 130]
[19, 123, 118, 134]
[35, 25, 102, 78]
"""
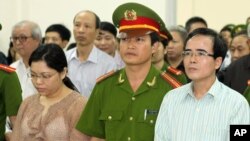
[128, 137, 131, 141]
[129, 116, 133, 121]
[132, 97, 135, 101]
[108, 116, 112, 120]
[150, 120, 154, 124]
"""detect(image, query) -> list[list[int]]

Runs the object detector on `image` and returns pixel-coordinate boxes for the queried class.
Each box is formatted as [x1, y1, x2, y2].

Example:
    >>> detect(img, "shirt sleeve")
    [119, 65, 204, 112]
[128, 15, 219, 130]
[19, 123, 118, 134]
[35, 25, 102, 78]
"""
[154, 93, 171, 141]
[11, 96, 31, 140]
[68, 95, 90, 141]
[4, 72, 22, 116]
[230, 96, 250, 124]
[75, 84, 105, 139]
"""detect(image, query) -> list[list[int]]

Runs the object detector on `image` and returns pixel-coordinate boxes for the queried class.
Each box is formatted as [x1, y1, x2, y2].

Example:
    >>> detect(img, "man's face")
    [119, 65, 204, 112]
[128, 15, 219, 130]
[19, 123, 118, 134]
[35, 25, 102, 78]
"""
[183, 35, 221, 81]
[94, 30, 117, 56]
[44, 32, 66, 49]
[230, 35, 250, 61]
[152, 42, 165, 64]
[119, 31, 155, 66]
[11, 24, 40, 59]
[166, 31, 185, 60]
[73, 11, 98, 47]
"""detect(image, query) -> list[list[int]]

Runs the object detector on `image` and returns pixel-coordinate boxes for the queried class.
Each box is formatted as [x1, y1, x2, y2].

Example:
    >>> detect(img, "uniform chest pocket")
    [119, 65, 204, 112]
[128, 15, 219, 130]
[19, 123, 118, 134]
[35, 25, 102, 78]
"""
[135, 109, 159, 140]
[99, 111, 123, 140]
[137, 109, 158, 126]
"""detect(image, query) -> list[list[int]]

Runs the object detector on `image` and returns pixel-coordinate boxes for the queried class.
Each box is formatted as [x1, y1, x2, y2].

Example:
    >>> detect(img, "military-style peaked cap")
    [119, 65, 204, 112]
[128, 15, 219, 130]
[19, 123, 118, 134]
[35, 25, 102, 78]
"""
[160, 26, 172, 41]
[112, 2, 170, 39]
[233, 24, 247, 35]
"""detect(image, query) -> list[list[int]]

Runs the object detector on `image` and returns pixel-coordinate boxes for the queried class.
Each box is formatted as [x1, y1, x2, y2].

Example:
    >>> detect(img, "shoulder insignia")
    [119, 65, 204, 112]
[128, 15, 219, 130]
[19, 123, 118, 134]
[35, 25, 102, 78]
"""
[147, 76, 156, 87]
[248, 80, 250, 86]
[96, 70, 116, 83]
[161, 72, 182, 88]
[167, 66, 182, 76]
[0, 64, 16, 73]
[118, 73, 125, 84]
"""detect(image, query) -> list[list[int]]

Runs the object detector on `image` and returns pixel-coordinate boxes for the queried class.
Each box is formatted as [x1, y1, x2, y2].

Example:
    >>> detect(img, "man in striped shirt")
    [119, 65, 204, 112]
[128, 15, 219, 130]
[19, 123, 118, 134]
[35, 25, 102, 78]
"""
[155, 28, 250, 141]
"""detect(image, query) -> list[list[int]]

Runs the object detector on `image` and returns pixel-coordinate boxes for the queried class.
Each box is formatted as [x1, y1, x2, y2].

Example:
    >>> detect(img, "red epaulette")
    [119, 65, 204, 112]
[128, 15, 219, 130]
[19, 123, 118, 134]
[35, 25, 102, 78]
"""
[248, 80, 250, 86]
[0, 64, 16, 73]
[161, 71, 182, 88]
[96, 70, 116, 83]
[167, 66, 182, 76]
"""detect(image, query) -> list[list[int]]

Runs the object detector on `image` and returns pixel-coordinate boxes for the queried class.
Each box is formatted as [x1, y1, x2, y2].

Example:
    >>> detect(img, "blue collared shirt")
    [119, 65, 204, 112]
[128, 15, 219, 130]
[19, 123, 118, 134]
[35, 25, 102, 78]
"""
[66, 46, 117, 97]
[155, 78, 250, 141]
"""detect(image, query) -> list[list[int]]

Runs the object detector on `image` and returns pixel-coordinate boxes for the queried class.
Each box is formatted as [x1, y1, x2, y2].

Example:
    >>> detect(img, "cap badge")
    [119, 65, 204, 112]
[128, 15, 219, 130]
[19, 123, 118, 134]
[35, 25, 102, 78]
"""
[124, 10, 137, 21]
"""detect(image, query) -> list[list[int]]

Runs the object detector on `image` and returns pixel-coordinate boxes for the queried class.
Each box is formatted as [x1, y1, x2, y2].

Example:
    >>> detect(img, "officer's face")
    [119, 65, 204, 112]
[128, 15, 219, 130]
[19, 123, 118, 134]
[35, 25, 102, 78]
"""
[183, 35, 222, 81]
[152, 41, 165, 64]
[119, 33, 156, 66]
[30, 60, 66, 97]
[73, 11, 99, 47]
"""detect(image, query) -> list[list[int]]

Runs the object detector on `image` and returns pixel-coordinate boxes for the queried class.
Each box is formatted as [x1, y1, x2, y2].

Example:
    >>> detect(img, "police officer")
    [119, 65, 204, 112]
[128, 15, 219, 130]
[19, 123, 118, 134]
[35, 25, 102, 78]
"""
[75, 2, 180, 140]
[0, 64, 22, 141]
[153, 27, 187, 84]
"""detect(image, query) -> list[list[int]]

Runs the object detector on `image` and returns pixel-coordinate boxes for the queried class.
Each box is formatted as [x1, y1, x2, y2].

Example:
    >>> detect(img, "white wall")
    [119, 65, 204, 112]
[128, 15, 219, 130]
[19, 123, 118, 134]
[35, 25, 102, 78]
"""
[177, 0, 250, 30]
[1, 0, 250, 55]
[0, 0, 168, 55]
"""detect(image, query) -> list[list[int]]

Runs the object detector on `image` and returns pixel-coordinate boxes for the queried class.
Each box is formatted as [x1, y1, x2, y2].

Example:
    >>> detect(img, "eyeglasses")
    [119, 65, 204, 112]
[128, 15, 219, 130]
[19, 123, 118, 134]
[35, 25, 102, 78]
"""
[10, 35, 32, 43]
[27, 72, 57, 81]
[182, 50, 214, 58]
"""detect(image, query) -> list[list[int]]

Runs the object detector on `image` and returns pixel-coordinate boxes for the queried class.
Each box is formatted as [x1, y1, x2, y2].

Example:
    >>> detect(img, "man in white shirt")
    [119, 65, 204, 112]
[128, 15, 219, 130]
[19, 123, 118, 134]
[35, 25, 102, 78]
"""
[66, 10, 117, 97]
[155, 28, 250, 141]
[10, 20, 41, 99]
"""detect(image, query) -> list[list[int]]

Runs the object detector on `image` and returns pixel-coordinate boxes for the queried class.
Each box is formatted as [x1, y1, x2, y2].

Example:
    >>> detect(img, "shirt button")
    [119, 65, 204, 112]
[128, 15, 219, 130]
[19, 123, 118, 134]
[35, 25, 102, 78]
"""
[150, 120, 154, 124]
[128, 137, 131, 141]
[129, 117, 133, 121]
[132, 97, 135, 101]
[108, 116, 112, 120]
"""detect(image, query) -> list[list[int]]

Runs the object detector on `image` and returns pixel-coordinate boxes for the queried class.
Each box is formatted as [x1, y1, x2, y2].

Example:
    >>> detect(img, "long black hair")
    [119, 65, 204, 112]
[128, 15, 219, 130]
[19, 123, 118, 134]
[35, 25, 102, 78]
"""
[28, 43, 79, 92]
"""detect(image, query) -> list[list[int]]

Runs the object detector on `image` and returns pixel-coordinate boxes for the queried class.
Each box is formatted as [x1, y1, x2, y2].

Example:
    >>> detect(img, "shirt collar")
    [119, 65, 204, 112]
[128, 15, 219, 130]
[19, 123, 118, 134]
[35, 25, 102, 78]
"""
[68, 46, 98, 63]
[185, 78, 221, 99]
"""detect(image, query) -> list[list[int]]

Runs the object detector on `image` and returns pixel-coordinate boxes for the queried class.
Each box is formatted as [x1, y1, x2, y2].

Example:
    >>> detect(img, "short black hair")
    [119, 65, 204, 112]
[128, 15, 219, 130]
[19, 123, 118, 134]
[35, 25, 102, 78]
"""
[45, 24, 71, 41]
[100, 21, 117, 37]
[184, 28, 227, 62]
[185, 16, 207, 32]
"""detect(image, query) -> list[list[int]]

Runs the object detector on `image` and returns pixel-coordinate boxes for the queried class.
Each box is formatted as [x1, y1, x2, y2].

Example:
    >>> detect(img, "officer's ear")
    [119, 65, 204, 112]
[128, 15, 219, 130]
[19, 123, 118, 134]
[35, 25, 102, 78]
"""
[152, 41, 159, 54]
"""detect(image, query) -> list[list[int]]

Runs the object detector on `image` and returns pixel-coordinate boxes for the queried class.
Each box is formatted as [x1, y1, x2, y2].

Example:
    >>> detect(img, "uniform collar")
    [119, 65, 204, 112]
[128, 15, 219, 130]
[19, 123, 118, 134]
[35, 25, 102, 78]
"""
[117, 66, 160, 95]
[161, 62, 168, 72]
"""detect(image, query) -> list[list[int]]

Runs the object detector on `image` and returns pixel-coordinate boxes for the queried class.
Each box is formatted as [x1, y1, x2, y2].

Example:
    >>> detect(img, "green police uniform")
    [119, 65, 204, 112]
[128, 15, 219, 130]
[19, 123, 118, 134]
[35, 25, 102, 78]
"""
[76, 2, 176, 140]
[0, 64, 22, 140]
[76, 66, 173, 140]
[161, 62, 187, 84]
[244, 80, 250, 105]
